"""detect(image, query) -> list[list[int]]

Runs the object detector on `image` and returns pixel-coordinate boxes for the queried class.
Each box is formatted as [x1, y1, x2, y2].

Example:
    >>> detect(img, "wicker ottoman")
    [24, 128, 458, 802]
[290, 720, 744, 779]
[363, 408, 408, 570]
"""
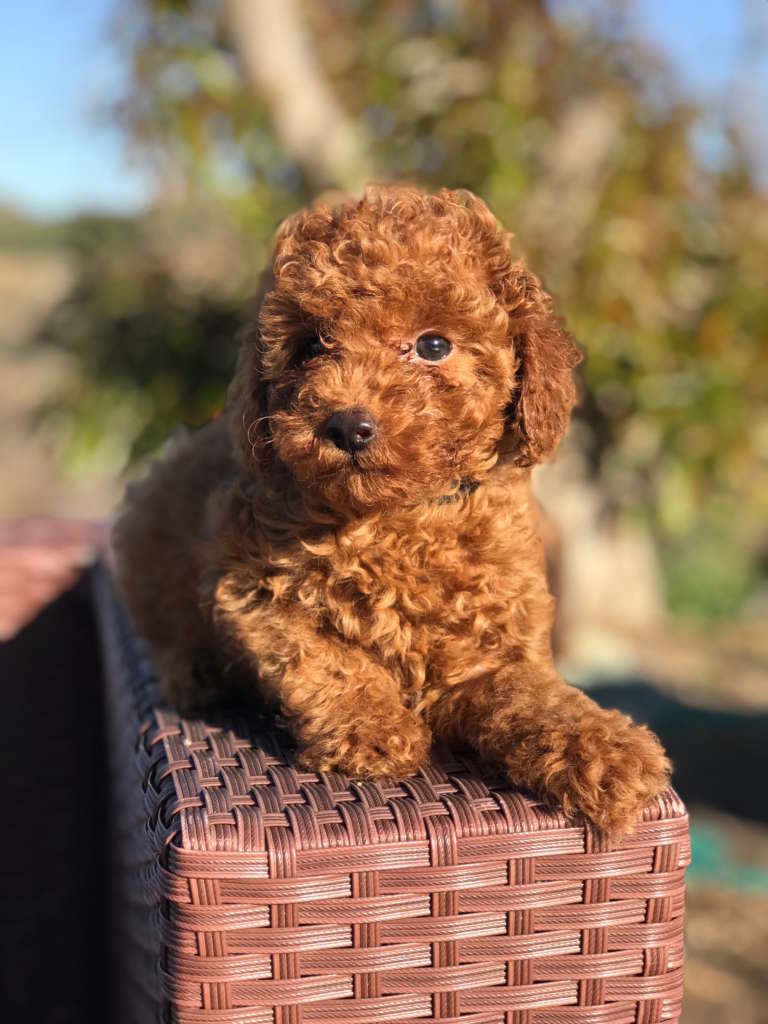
[95, 566, 689, 1024]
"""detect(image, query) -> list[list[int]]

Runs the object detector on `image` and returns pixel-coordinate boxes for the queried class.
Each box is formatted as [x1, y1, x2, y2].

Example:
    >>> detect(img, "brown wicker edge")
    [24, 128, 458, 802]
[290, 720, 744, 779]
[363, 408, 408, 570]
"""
[93, 562, 689, 1024]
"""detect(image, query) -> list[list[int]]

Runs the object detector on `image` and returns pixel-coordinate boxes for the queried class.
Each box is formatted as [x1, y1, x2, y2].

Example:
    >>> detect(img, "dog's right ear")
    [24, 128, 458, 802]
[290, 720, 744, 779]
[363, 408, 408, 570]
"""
[438, 189, 581, 468]
[227, 268, 275, 478]
[496, 262, 582, 467]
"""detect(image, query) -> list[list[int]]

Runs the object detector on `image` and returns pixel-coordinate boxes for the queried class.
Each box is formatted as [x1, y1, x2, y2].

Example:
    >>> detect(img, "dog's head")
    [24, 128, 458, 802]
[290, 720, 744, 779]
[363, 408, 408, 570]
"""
[230, 184, 581, 514]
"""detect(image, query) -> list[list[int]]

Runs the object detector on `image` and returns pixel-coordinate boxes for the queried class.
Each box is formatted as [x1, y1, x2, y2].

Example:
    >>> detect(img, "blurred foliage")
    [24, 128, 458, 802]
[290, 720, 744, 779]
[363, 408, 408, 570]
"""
[0, 205, 72, 251]
[34, 214, 242, 465]
[32, 0, 768, 618]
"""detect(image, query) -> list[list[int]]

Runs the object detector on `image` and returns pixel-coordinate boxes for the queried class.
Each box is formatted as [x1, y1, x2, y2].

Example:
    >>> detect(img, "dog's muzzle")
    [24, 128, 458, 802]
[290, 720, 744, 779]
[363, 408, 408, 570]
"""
[321, 409, 377, 454]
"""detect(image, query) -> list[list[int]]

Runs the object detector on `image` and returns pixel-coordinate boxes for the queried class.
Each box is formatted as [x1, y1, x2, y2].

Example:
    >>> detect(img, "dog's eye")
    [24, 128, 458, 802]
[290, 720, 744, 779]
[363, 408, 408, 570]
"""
[415, 333, 452, 362]
[298, 335, 328, 363]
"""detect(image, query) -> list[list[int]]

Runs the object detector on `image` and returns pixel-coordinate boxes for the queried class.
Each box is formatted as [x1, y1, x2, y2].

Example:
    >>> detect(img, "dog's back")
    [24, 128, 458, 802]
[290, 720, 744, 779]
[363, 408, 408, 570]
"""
[112, 417, 238, 705]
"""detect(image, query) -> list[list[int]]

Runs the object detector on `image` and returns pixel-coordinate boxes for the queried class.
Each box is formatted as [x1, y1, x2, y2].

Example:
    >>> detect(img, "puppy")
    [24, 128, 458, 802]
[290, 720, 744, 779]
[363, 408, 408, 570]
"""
[114, 184, 669, 837]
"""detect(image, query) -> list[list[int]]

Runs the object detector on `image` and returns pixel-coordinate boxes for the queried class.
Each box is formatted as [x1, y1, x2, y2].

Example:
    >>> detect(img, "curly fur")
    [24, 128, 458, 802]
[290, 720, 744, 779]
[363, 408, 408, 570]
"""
[114, 184, 669, 837]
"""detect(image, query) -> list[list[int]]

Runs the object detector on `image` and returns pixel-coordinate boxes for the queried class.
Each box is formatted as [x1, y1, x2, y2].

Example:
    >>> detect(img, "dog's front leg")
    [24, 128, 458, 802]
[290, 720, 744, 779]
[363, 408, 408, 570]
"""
[279, 640, 432, 777]
[427, 662, 670, 837]
[214, 582, 431, 776]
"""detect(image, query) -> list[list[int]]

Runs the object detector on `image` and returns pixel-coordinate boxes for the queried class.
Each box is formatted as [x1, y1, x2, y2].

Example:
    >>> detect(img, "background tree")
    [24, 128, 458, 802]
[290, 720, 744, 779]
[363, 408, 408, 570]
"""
[35, 0, 768, 619]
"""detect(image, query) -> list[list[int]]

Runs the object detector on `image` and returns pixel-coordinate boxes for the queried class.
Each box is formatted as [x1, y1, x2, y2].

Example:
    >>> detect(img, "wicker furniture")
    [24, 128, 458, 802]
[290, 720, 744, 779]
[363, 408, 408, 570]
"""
[95, 566, 689, 1024]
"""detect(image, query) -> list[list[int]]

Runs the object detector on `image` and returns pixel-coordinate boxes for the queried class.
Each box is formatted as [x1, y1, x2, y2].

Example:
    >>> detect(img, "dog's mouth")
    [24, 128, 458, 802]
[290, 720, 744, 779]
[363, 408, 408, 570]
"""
[312, 444, 376, 478]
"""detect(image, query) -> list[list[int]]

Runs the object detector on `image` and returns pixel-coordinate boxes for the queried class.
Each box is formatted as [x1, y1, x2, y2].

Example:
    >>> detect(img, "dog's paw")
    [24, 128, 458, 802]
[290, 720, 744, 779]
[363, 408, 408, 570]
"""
[299, 712, 431, 779]
[512, 711, 671, 839]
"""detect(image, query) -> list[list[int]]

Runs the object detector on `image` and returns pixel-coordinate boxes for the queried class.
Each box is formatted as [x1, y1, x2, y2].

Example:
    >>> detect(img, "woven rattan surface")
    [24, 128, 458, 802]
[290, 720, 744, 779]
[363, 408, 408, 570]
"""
[95, 564, 689, 1024]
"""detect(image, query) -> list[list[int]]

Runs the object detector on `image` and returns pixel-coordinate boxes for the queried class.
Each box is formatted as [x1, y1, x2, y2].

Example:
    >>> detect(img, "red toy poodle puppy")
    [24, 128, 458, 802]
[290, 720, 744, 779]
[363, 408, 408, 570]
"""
[114, 184, 669, 837]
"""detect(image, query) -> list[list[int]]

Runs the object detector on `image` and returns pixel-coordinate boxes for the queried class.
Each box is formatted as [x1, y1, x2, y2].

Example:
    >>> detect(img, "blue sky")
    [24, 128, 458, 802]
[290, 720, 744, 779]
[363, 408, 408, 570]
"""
[0, 0, 150, 217]
[0, 1, 764, 218]
[634, 1, 743, 95]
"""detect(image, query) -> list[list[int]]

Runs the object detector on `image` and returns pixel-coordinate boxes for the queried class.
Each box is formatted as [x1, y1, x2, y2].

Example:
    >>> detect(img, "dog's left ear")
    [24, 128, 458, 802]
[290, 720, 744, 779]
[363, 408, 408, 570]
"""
[497, 262, 582, 467]
[227, 268, 275, 478]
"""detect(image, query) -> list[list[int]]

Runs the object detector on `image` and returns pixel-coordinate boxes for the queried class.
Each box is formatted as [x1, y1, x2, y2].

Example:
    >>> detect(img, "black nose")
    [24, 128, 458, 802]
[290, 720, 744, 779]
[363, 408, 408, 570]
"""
[322, 409, 377, 452]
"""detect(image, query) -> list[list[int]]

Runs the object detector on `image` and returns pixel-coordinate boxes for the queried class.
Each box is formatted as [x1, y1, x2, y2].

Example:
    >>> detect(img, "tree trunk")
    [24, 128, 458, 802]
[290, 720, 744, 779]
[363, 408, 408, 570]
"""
[223, 0, 373, 191]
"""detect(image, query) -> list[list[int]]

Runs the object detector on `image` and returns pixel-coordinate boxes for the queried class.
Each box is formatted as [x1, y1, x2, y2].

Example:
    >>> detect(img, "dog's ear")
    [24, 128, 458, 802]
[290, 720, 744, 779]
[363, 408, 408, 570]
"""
[438, 189, 581, 467]
[497, 262, 582, 467]
[227, 268, 275, 478]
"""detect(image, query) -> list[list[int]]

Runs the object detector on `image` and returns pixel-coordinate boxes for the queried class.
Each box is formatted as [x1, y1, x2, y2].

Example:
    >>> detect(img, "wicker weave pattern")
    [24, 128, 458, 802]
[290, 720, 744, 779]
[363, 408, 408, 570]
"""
[96, 567, 688, 1024]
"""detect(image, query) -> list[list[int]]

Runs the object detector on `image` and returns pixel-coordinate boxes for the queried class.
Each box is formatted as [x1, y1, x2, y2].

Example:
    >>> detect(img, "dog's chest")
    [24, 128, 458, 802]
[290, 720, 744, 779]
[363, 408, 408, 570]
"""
[261, 506, 535, 668]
